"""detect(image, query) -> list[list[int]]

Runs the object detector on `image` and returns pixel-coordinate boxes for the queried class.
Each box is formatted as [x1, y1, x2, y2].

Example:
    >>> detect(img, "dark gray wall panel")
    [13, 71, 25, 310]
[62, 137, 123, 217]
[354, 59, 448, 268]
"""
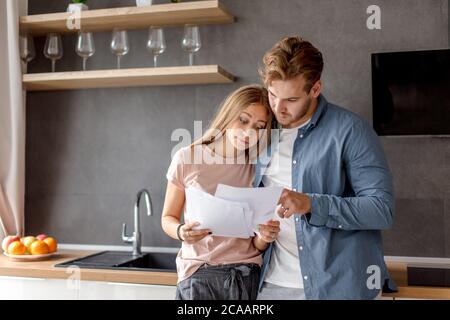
[26, 0, 450, 256]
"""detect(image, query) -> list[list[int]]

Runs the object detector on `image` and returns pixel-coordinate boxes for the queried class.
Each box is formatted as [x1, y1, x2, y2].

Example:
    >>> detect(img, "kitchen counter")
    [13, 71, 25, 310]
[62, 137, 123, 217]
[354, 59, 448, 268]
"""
[383, 261, 450, 300]
[0, 249, 177, 286]
[1, 250, 449, 299]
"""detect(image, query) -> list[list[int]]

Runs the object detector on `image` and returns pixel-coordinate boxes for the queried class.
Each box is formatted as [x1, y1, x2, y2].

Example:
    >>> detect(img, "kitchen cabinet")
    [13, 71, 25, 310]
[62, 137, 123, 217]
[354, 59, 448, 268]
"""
[0, 275, 176, 300]
[0, 276, 78, 300]
[79, 280, 176, 300]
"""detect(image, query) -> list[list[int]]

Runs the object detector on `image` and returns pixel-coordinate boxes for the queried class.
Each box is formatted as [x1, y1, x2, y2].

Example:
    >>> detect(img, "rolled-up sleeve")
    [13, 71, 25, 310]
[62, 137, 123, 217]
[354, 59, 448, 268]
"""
[306, 119, 395, 231]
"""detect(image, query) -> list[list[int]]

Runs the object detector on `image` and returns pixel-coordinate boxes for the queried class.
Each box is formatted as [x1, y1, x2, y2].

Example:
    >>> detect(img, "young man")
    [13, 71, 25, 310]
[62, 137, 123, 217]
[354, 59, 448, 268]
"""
[255, 37, 397, 300]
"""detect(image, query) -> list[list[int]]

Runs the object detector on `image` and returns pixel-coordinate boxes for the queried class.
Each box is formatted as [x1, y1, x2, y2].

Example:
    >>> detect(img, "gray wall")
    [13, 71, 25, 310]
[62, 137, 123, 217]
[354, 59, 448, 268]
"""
[26, 0, 450, 257]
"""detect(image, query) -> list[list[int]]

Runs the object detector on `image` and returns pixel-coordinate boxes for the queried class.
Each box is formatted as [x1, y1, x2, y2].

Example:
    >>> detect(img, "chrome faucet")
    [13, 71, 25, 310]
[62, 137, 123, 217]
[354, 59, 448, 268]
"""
[122, 189, 152, 256]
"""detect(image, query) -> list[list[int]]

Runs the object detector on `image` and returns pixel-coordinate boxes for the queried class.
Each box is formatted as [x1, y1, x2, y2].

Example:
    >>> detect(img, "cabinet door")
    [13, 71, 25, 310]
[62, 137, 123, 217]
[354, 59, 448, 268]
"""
[0, 276, 78, 300]
[78, 280, 176, 300]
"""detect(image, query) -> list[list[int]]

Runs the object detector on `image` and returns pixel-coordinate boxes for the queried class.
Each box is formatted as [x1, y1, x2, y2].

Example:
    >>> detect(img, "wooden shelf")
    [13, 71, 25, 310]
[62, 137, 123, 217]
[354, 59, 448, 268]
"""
[20, 0, 234, 36]
[23, 65, 235, 91]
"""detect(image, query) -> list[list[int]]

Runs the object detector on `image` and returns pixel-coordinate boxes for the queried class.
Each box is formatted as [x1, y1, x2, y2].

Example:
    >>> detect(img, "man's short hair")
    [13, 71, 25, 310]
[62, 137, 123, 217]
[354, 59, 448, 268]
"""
[260, 36, 324, 93]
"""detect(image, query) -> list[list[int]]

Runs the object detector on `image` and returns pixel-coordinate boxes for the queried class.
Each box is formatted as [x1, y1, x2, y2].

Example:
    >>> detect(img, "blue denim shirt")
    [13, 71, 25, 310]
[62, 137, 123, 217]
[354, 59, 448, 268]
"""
[254, 94, 397, 300]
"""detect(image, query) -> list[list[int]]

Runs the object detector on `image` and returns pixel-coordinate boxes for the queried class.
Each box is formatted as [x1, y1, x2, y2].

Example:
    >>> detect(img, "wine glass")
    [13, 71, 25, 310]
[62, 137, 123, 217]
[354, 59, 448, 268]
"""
[19, 34, 36, 66]
[110, 29, 129, 69]
[76, 31, 95, 71]
[44, 33, 63, 72]
[181, 25, 201, 66]
[146, 27, 166, 67]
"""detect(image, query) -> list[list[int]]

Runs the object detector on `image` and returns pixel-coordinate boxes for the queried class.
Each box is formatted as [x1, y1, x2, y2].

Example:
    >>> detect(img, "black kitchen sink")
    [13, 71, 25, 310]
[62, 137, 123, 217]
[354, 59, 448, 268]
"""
[54, 251, 177, 272]
[119, 252, 177, 270]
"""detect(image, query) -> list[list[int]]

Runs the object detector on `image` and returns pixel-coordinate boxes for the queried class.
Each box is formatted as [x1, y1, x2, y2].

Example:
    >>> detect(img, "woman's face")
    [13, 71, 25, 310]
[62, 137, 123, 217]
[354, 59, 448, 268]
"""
[226, 103, 270, 151]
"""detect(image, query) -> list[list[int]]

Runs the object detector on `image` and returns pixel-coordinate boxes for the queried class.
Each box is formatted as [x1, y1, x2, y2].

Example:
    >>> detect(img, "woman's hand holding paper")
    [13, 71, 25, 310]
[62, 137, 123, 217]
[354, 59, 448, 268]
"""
[179, 221, 212, 244]
[257, 219, 281, 243]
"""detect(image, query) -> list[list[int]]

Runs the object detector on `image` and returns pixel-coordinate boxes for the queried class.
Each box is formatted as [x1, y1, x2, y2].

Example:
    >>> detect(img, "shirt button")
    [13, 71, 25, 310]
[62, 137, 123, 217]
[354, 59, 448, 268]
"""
[293, 160, 297, 165]
[300, 135, 304, 138]
[293, 188, 297, 192]
[303, 275, 308, 280]
[295, 217, 299, 222]
[338, 225, 343, 229]
[299, 246, 303, 251]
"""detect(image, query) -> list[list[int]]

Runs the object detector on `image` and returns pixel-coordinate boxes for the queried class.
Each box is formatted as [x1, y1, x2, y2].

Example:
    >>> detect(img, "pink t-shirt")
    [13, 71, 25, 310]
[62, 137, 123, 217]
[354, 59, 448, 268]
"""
[166, 144, 263, 283]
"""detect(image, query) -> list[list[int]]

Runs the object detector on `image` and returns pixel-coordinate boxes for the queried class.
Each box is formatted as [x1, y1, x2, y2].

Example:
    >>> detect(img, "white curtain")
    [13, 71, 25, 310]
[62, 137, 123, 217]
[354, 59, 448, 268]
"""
[0, 0, 27, 240]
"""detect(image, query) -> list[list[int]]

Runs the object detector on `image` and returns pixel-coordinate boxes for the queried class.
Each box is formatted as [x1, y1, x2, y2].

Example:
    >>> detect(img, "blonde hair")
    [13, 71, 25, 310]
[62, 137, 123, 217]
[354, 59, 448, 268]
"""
[192, 84, 272, 159]
[259, 36, 324, 92]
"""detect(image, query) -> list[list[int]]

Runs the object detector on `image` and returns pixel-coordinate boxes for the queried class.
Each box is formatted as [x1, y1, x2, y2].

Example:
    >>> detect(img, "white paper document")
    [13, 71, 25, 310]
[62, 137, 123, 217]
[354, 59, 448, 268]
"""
[185, 186, 254, 238]
[215, 184, 283, 225]
[184, 184, 283, 239]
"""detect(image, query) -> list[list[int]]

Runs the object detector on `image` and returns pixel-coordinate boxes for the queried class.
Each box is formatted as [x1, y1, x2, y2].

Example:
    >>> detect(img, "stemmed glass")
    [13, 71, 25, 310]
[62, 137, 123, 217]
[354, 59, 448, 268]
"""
[19, 34, 36, 66]
[76, 31, 95, 71]
[44, 33, 63, 72]
[181, 25, 201, 66]
[110, 29, 129, 69]
[146, 27, 166, 67]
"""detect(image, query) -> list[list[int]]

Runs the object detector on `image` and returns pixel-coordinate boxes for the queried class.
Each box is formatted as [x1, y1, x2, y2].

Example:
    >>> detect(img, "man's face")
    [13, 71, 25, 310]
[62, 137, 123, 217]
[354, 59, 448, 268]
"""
[268, 75, 321, 129]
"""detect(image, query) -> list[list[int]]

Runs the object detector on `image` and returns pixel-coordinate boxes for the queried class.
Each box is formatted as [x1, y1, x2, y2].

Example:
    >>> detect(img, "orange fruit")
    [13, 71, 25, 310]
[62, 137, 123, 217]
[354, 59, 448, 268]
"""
[7, 241, 26, 255]
[29, 240, 50, 255]
[22, 236, 37, 249]
[43, 237, 57, 253]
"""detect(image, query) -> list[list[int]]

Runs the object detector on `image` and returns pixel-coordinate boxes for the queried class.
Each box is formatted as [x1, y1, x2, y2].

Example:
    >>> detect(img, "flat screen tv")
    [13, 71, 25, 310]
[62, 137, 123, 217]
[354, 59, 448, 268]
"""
[372, 49, 450, 136]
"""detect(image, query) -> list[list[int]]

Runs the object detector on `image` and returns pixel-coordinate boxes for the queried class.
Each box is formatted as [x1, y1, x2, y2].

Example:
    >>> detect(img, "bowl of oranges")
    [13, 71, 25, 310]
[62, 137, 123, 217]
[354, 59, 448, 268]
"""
[2, 234, 58, 261]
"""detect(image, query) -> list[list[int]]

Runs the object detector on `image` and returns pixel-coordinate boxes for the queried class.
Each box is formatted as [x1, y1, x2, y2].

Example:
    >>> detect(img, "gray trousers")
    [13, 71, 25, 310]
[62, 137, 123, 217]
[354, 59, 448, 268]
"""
[176, 263, 260, 300]
[257, 282, 306, 300]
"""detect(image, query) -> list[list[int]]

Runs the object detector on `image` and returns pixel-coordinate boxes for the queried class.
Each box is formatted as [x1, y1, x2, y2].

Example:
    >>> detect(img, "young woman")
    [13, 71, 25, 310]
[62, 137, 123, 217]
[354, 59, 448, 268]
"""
[161, 85, 281, 300]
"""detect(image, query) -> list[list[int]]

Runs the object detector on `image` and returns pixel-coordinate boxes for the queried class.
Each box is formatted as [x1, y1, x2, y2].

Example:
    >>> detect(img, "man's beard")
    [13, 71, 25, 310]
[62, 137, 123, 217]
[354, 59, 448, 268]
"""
[276, 96, 312, 127]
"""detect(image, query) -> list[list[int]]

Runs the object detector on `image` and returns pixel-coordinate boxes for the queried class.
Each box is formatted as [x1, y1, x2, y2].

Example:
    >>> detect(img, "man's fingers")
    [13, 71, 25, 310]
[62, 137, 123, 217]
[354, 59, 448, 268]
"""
[276, 204, 288, 218]
[283, 211, 294, 218]
[277, 195, 294, 218]
[277, 188, 289, 204]
[276, 204, 284, 216]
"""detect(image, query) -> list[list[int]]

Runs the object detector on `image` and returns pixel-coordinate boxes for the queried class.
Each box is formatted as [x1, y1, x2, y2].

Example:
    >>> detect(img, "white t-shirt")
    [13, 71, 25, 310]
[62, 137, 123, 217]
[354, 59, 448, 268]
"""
[262, 120, 310, 288]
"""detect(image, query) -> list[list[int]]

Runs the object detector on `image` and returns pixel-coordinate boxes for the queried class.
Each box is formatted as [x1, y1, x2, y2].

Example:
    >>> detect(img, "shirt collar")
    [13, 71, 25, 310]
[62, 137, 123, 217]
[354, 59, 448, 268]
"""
[309, 94, 328, 128]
